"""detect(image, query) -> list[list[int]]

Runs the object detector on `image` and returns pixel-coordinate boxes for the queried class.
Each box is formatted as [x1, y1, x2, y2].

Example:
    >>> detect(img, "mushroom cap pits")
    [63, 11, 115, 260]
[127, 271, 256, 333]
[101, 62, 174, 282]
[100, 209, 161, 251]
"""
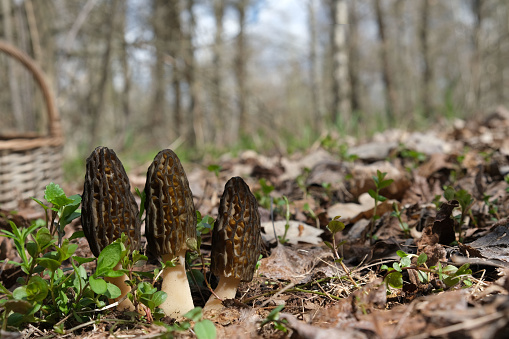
[210, 176, 261, 282]
[144, 149, 197, 258]
[81, 146, 141, 257]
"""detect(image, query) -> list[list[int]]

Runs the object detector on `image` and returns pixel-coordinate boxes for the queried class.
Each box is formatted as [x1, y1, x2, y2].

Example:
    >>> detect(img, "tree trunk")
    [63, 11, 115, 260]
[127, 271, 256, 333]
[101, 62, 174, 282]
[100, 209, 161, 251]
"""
[308, 0, 321, 131]
[348, 0, 360, 114]
[233, 0, 249, 141]
[151, 0, 168, 140]
[89, 0, 118, 148]
[212, 0, 225, 145]
[330, 0, 351, 124]
[183, 0, 199, 148]
[419, 0, 433, 117]
[374, 0, 398, 122]
[470, 0, 483, 111]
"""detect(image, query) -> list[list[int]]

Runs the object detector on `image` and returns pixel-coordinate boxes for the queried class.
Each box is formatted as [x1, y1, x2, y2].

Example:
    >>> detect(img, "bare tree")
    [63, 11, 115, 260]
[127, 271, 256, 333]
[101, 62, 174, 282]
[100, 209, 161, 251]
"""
[419, 0, 433, 116]
[308, 0, 322, 131]
[374, 0, 398, 122]
[330, 0, 351, 124]
[233, 0, 249, 140]
[348, 0, 360, 114]
[212, 0, 225, 144]
[183, 0, 199, 147]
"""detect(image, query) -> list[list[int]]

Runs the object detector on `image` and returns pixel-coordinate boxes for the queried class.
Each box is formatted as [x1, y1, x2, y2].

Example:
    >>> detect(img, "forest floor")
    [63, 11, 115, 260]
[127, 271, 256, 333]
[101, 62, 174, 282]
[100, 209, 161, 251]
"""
[3, 107, 509, 338]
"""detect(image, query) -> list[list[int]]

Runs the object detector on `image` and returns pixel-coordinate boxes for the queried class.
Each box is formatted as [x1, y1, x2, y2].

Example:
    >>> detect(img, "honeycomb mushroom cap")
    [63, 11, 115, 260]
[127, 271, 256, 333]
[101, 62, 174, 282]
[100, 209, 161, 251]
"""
[144, 149, 197, 258]
[210, 177, 261, 282]
[81, 146, 141, 257]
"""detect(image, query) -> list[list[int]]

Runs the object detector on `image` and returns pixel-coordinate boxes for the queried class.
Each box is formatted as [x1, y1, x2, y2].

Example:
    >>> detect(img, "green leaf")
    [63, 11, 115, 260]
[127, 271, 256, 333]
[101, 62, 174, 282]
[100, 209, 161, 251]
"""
[417, 253, 427, 266]
[96, 242, 121, 276]
[392, 262, 402, 272]
[327, 219, 345, 234]
[368, 189, 377, 199]
[35, 227, 53, 250]
[69, 230, 85, 241]
[138, 282, 157, 295]
[89, 276, 107, 295]
[37, 257, 61, 272]
[44, 182, 73, 207]
[443, 186, 455, 202]
[267, 304, 284, 320]
[26, 276, 48, 302]
[13, 286, 28, 300]
[400, 256, 411, 268]
[378, 195, 387, 202]
[323, 241, 334, 250]
[378, 179, 394, 190]
[386, 271, 403, 289]
[183, 307, 204, 322]
[194, 319, 217, 339]
[26, 241, 39, 258]
[105, 282, 121, 299]
[72, 255, 96, 265]
[456, 263, 472, 276]
[396, 250, 407, 258]
[152, 291, 167, 307]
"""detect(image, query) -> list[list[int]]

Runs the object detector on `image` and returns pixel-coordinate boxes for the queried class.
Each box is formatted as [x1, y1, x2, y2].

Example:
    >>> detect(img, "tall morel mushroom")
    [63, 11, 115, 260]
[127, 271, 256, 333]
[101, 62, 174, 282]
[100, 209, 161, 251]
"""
[81, 146, 141, 311]
[205, 176, 261, 311]
[144, 149, 197, 318]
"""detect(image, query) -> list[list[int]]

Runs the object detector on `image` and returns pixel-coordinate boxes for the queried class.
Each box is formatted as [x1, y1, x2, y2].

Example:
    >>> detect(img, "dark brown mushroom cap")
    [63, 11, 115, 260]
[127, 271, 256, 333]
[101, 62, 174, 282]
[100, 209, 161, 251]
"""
[210, 177, 261, 282]
[81, 146, 141, 257]
[144, 149, 197, 258]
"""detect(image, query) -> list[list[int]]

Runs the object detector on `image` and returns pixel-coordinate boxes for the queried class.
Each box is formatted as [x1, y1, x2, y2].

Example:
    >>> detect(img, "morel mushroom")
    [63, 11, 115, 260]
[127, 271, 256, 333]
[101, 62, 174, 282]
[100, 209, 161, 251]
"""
[205, 177, 261, 310]
[144, 149, 197, 318]
[82, 146, 141, 311]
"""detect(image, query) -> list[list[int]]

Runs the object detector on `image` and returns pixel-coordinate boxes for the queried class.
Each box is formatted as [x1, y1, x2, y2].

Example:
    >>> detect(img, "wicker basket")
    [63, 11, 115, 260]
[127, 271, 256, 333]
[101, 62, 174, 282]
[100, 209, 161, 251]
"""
[0, 40, 64, 211]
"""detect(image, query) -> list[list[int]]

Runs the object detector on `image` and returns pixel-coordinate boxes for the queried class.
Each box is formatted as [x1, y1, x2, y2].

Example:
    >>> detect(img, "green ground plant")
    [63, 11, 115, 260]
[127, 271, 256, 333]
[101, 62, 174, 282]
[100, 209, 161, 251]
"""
[0, 183, 217, 338]
[259, 305, 288, 334]
[381, 250, 473, 292]
[391, 203, 410, 238]
[367, 170, 393, 243]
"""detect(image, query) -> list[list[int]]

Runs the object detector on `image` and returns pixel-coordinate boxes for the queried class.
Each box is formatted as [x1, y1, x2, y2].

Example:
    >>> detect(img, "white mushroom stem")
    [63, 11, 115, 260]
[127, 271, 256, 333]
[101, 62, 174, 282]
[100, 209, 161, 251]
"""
[159, 250, 195, 318]
[105, 262, 135, 311]
[204, 275, 241, 311]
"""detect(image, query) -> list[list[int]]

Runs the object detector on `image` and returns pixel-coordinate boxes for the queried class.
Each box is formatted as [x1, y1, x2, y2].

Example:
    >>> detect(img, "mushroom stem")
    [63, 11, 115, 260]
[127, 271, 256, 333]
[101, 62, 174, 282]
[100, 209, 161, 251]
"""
[159, 250, 195, 318]
[204, 275, 241, 311]
[105, 263, 135, 311]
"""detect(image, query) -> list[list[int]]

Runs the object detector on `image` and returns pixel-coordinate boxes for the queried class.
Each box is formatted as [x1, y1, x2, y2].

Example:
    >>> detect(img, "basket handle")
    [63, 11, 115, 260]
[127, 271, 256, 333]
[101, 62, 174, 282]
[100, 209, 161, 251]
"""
[0, 40, 62, 138]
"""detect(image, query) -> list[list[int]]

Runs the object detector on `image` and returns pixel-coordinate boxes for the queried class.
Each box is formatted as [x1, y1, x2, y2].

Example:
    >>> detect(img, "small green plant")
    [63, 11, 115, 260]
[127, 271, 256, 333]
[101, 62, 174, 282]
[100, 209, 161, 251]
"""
[391, 203, 410, 238]
[296, 168, 310, 197]
[443, 186, 474, 241]
[367, 170, 393, 243]
[277, 196, 291, 244]
[324, 216, 357, 287]
[253, 178, 282, 210]
[0, 183, 171, 333]
[207, 164, 222, 178]
[33, 182, 81, 245]
[482, 194, 499, 221]
[259, 305, 288, 333]
[381, 251, 473, 292]
[168, 307, 216, 339]
[505, 174, 509, 193]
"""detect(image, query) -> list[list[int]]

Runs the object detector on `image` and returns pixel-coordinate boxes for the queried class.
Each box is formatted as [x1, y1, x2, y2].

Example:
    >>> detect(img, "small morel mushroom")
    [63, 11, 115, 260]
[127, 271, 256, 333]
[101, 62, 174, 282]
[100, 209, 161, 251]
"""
[144, 149, 197, 318]
[205, 176, 261, 311]
[82, 146, 141, 311]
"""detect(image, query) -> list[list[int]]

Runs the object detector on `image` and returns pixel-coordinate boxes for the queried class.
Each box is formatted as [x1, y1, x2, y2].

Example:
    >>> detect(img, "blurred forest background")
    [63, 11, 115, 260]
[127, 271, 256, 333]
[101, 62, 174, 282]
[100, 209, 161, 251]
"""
[1, 0, 508, 179]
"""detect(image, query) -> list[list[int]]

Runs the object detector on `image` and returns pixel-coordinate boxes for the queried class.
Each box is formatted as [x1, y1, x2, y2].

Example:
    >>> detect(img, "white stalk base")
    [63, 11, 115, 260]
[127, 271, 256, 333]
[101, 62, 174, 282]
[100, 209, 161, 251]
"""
[204, 275, 241, 311]
[159, 251, 195, 318]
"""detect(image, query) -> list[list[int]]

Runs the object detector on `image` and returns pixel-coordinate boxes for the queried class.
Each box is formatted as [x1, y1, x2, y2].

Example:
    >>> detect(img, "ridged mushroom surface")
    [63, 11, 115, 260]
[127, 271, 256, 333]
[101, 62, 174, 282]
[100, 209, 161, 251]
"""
[144, 149, 197, 257]
[211, 177, 261, 282]
[81, 146, 141, 257]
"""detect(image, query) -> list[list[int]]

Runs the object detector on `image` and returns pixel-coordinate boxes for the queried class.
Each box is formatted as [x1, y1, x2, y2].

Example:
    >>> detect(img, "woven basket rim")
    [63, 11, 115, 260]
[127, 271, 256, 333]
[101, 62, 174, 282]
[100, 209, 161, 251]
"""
[0, 40, 63, 149]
